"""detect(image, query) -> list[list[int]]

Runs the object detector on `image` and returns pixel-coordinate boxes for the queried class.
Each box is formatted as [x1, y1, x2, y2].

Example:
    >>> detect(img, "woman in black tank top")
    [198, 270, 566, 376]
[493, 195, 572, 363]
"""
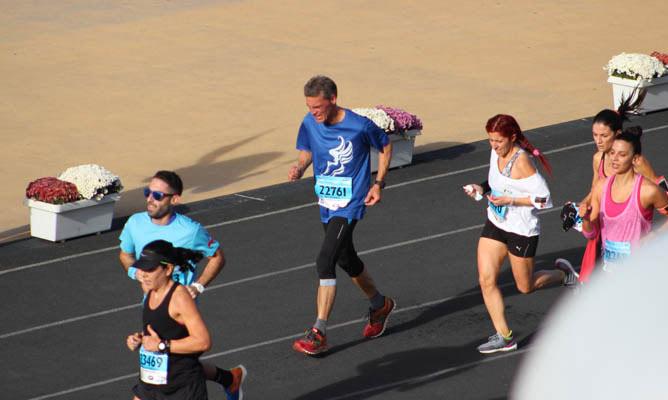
[126, 240, 211, 400]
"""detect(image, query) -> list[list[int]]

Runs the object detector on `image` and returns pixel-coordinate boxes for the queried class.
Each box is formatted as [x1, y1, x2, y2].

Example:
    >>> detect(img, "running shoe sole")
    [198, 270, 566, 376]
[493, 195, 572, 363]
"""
[292, 341, 329, 355]
[366, 298, 397, 339]
[555, 258, 579, 278]
[478, 342, 518, 354]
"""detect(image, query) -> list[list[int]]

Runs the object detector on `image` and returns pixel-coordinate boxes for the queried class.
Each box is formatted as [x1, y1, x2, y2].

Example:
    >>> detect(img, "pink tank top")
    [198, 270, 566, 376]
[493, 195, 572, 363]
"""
[600, 174, 653, 269]
[597, 153, 607, 179]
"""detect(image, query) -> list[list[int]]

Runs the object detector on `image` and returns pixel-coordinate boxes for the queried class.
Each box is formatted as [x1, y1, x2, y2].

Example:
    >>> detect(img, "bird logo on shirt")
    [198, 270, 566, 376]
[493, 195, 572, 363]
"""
[323, 136, 354, 176]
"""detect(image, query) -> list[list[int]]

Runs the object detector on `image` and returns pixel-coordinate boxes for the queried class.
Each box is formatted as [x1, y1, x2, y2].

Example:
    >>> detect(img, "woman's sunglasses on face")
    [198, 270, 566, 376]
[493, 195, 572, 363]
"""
[143, 187, 175, 201]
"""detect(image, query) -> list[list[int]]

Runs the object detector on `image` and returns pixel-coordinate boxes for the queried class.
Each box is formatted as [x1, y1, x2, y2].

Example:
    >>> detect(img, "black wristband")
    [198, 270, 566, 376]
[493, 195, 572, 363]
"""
[479, 181, 491, 194]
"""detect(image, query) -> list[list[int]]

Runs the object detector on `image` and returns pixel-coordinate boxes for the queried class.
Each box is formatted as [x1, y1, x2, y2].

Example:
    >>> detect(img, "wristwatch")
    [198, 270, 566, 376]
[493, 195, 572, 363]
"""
[192, 282, 205, 294]
[373, 180, 386, 189]
[158, 340, 170, 354]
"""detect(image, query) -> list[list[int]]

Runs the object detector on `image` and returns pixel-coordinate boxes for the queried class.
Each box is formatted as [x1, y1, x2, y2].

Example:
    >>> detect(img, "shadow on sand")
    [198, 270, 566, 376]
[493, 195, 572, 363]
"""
[110, 128, 285, 218]
[0, 128, 285, 245]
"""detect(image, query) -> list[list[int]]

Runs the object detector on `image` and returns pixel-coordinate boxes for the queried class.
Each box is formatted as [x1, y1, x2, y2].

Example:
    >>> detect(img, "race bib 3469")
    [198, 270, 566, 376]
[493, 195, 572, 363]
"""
[139, 346, 168, 385]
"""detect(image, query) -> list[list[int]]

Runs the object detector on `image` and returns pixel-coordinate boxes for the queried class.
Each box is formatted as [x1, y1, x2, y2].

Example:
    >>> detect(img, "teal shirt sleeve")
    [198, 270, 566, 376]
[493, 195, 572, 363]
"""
[119, 218, 135, 254]
[190, 225, 219, 257]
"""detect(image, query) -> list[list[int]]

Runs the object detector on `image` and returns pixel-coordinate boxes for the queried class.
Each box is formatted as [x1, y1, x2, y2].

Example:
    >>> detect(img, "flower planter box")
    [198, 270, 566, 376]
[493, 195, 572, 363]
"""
[608, 75, 668, 113]
[25, 193, 120, 242]
[370, 129, 421, 172]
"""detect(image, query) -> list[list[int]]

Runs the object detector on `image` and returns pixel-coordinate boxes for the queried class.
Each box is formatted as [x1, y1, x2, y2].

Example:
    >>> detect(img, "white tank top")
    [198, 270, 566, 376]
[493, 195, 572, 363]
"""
[486, 148, 553, 237]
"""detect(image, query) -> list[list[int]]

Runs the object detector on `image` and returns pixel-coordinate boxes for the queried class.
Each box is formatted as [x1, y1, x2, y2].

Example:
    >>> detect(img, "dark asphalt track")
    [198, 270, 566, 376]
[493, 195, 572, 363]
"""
[1, 111, 667, 399]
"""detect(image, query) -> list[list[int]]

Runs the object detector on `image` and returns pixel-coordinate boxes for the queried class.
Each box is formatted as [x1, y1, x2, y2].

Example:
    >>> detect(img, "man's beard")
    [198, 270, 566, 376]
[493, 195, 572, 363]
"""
[149, 206, 171, 219]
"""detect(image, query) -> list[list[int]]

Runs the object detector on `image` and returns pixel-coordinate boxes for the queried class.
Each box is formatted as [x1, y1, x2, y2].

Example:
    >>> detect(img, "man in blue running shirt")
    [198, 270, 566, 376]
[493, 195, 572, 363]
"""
[289, 76, 397, 356]
[118, 170, 246, 400]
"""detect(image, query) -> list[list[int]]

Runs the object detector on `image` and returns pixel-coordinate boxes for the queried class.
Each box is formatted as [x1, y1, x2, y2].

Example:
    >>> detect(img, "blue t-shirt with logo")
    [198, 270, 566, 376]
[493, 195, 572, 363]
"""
[119, 212, 220, 285]
[296, 109, 389, 222]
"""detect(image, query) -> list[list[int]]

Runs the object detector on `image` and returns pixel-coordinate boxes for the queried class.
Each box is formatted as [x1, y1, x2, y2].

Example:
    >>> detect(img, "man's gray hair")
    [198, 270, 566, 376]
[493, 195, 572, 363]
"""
[304, 75, 337, 99]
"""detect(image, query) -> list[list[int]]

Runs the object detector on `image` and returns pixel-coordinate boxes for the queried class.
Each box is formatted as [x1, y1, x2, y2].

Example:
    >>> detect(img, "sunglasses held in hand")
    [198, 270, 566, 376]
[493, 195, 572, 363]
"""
[143, 188, 175, 201]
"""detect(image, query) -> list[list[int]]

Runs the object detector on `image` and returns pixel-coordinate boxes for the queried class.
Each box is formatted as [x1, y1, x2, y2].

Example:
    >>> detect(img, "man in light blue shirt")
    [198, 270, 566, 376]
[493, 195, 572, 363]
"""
[289, 76, 397, 356]
[119, 171, 222, 296]
[118, 170, 246, 400]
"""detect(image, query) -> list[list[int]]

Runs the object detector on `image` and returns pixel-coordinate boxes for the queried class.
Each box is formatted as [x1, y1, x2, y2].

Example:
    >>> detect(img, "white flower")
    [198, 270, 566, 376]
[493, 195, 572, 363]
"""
[605, 52, 667, 81]
[58, 164, 122, 200]
[351, 108, 395, 132]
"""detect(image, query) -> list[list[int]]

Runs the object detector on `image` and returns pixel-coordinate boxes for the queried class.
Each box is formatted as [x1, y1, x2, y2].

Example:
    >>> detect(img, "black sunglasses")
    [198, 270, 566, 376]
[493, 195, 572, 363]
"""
[143, 187, 175, 201]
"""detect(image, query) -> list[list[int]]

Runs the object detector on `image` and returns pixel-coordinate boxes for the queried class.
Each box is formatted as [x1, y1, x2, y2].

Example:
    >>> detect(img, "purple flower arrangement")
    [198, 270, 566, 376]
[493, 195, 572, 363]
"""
[375, 105, 423, 132]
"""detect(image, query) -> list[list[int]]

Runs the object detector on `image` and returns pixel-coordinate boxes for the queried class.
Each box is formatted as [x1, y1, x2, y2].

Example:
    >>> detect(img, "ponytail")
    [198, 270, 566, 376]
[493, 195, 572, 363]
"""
[171, 247, 205, 272]
[620, 86, 647, 115]
[593, 86, 643, 133]
[514, 132, 553, 177]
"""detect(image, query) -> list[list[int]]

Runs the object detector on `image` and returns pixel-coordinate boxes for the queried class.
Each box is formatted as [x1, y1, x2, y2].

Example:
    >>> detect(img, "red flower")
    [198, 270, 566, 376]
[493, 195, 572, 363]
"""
[26, 177, 80, 204]
[650, 51, 668, 66]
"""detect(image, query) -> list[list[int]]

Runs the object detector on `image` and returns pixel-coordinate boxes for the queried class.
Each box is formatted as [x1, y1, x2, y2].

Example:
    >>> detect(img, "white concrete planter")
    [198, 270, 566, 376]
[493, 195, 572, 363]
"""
[370, 129, 421, 172]
[608, 74, 668, 113]
[25, 193, 120, 241]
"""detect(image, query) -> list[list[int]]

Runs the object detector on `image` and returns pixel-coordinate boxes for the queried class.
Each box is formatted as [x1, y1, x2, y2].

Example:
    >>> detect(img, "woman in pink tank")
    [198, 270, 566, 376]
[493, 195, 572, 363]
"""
[570, 105, 662, 282]
[585, 108, 658, 205]
[581, 127, 668, 273]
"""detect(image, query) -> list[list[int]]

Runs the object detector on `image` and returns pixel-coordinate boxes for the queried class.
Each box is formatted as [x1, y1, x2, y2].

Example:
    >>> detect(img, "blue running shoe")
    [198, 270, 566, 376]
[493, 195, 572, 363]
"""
[224, 365, 247, 400]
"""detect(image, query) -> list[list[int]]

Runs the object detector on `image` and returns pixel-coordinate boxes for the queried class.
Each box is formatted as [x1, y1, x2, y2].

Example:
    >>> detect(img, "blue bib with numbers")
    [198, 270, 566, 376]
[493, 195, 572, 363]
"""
[315, 175, 353, 210]
[602, 239, 631, 271]
[488, 190, 508, 222]
[139, 346, 169, 385]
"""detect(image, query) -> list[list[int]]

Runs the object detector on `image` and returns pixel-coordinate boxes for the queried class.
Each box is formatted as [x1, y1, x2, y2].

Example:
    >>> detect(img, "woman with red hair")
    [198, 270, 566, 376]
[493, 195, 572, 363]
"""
[463, 114, 578, 354]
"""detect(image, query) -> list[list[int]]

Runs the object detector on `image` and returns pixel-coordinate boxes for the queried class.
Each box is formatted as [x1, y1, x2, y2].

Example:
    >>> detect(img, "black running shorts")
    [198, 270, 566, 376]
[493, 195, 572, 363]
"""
[133, 377, 207, 400]
[480, 219, 539, 258]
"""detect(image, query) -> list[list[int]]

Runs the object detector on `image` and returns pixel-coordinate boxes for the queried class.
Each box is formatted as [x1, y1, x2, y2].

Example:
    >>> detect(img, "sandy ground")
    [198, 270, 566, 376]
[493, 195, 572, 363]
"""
[1, 0, 666, 242]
